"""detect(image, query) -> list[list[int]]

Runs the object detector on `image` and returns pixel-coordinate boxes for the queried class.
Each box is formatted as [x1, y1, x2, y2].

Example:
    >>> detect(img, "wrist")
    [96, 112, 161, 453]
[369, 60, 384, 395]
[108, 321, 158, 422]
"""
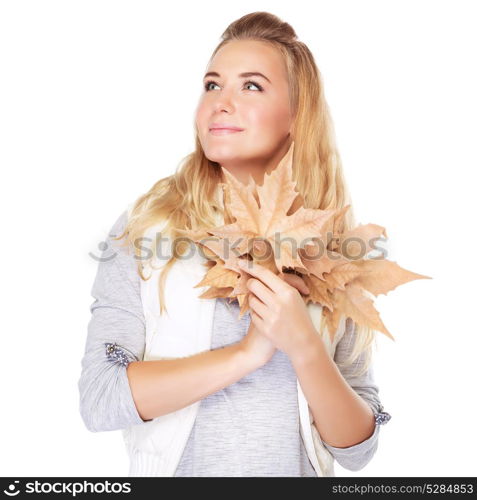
[236, 340, 269, 370]
[288, 330, 327, 367]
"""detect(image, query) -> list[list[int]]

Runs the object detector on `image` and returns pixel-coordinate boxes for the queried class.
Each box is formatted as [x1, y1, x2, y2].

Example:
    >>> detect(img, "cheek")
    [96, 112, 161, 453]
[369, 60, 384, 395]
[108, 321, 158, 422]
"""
[246, 101, 291, 133]
[194, 104, 212, 145]
[245, 103, 273, 128]
[195, 102, 207, 128]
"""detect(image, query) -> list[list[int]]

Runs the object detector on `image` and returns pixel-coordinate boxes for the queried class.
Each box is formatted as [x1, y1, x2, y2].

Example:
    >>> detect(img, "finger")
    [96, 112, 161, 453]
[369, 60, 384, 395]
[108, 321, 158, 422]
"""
[247, 278, 274, 306]
[250, 309, 264, 330]
[249, 292, 267, 319]
[237, 259, 285, 294]
[280, 273, 310, 295]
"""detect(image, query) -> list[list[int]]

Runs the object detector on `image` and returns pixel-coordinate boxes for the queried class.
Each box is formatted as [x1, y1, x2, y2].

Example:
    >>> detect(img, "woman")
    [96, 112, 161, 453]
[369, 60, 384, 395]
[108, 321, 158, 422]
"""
[78, 11, 391, 477]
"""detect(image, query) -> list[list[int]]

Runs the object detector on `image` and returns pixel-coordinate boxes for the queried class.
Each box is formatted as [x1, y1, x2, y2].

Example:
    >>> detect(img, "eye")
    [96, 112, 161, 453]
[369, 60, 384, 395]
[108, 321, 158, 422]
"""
[203, 80, 264, 92]
[204, 80, 219, 91]
[244, 80, 263, 91]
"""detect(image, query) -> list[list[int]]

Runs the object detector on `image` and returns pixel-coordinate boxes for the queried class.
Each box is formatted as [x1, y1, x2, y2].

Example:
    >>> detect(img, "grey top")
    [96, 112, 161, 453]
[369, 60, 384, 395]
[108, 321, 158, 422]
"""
[174, 297, 317, 477]
[78, 210, 391, 475]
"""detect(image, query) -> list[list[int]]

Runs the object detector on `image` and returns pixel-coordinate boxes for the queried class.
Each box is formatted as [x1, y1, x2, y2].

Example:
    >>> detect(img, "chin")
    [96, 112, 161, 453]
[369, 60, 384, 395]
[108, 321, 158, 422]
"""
[203, 144, 242, 163]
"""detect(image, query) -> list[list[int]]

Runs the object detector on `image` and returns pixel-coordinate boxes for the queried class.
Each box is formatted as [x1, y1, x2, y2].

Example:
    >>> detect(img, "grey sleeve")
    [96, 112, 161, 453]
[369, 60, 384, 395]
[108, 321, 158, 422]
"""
[322, 318, 392, 471]
[78, 209, 152, 432]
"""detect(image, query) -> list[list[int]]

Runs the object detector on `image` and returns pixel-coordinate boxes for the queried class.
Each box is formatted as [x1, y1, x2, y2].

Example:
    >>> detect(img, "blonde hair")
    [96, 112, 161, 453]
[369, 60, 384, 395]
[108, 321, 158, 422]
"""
[114, 11, 377, 376]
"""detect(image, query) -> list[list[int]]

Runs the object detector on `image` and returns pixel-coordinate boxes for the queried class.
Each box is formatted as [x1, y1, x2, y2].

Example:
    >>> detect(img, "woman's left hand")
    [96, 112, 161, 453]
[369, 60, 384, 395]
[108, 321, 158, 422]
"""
[237, 260, 318, 360]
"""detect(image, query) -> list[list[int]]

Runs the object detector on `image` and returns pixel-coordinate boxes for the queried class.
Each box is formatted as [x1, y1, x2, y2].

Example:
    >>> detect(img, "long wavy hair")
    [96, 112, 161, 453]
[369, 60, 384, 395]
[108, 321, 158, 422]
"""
[114, 11, 377, 375]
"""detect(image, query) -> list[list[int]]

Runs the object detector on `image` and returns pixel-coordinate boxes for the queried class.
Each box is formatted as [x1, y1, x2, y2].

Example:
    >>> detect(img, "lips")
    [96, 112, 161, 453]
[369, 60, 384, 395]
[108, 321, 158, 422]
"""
[209, 128, 243, 136]
[209, 123, 244, 131]
[210, 127, 242, 131]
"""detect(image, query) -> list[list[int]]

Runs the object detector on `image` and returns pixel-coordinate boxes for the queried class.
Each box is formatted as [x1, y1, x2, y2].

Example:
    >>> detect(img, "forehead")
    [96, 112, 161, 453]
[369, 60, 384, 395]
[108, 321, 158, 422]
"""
[208, 40, 287, 79]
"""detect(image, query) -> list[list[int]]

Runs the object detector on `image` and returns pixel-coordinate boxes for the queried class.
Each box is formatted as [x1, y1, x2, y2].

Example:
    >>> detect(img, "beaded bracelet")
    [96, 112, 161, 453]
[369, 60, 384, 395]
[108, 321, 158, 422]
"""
[374, 404, 392, 425]
[105, 342, 137, 367]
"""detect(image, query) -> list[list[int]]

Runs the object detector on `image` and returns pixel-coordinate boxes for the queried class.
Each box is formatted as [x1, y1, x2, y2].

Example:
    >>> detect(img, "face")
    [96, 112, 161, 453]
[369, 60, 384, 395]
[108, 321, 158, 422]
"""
[195, 39, 295, 184]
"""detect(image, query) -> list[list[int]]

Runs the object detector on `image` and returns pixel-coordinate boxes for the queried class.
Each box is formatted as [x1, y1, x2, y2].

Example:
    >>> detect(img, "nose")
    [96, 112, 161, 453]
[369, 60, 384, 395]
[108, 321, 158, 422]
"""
[212, 88, 235, 114]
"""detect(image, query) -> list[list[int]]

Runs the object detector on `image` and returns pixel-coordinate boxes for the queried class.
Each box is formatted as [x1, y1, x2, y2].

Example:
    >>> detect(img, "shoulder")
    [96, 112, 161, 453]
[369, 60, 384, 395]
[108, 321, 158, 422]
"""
[110, 209, 129, 236]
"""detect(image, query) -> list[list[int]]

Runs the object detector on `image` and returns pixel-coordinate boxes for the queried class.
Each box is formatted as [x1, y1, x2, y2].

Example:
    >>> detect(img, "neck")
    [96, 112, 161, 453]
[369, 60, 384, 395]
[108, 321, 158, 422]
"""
[219, 138, 292, 186]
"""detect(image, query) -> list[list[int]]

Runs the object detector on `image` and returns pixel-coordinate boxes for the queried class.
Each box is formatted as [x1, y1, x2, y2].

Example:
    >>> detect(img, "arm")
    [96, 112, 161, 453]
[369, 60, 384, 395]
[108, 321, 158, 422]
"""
[232, 259, 391, 471]
[291, 318, 391, 471]
[128, 306, 274, 420]
[127, 341, 257, 421]
[78, 210, 263, 431]
[78, 210, 150, 432]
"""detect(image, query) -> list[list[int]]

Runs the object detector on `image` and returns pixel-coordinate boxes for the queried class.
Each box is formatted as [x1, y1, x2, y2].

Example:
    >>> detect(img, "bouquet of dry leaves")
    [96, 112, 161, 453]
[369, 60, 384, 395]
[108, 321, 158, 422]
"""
[178, 142, 431, 341]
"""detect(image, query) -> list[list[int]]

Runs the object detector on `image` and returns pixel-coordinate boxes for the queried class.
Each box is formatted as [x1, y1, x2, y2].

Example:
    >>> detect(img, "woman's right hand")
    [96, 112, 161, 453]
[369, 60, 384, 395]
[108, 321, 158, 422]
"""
[240, 320, 276, 367]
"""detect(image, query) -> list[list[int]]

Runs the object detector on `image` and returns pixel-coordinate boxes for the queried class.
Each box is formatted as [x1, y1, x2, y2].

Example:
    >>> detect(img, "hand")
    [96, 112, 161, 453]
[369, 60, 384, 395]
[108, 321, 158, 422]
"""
[279, 270, 310, 295]
[240, 321, 276, 367]
[238, 260, 317, 361]
[239, 269, 311, 367]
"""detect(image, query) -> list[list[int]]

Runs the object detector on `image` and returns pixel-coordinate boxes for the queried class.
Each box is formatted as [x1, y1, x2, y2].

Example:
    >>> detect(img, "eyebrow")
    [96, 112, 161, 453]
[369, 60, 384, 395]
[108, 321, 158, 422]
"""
[203, 71, 271, 84]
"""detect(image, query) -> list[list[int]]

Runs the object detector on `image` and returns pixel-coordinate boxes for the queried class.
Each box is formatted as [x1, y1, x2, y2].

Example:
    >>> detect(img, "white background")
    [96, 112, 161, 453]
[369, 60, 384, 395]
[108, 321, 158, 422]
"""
[0, 0, 475, 477]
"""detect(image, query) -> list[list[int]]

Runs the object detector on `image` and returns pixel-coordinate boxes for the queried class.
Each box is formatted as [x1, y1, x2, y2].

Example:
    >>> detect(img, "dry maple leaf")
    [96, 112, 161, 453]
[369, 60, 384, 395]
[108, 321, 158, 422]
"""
[179, 140, 432, 341]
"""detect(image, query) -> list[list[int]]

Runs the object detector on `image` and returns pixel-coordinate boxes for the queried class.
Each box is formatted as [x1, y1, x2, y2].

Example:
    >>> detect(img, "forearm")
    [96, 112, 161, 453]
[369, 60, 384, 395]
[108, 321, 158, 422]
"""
[127, 343, 259, 421]
[290, 333, 376, 449]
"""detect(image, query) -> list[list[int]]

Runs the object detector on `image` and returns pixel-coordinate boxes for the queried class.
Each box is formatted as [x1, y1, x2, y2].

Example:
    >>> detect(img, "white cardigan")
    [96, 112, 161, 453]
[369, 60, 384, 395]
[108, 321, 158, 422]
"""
[121, 198, 348, 477]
